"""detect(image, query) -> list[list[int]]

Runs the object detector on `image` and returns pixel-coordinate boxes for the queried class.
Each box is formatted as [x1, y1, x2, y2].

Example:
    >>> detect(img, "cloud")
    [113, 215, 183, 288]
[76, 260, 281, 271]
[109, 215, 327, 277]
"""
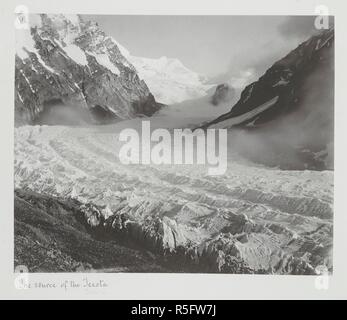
[277, 16, 318, 40]
[214, 39, 292, 88]
[216, 16, 328, 90]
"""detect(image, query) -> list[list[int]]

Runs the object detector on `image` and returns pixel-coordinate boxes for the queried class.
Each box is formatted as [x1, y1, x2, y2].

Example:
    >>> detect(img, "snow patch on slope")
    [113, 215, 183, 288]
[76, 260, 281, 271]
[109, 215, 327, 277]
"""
[15, 27, 59, 75]
[210, 96, 279, 129]
[87, 51, 120, 75]
[61, 43, 88, 66]
[15, 28, 37, 60]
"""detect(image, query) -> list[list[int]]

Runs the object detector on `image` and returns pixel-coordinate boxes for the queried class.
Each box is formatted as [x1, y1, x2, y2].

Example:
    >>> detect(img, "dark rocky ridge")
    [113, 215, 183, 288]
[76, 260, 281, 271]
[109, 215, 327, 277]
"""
[14, 189, 168, 272]
[205, 28, 334, 126]
[203, 28, 334, 170]
[15, 14, 162, 125]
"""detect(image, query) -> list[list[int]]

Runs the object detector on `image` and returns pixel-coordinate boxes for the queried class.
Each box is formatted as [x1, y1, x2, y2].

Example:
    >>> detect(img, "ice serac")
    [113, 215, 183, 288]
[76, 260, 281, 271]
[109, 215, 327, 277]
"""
[203, 28, 334, 170]
[15, 14, 161, 125]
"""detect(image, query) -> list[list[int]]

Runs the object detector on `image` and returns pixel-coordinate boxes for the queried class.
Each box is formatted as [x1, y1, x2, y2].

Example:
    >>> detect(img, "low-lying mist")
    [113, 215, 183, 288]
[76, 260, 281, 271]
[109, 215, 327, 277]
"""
[33, 99, 91, 126]
[159, 91, 237, 120]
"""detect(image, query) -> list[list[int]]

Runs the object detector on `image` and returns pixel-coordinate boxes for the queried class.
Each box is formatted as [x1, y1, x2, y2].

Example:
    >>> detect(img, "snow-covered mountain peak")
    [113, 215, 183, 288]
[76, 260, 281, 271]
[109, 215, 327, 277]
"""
[130, 54, 214, 104]
[15, 14, 161, 124]
[15, 13, 215, 119]
[113, 41, 214, 104]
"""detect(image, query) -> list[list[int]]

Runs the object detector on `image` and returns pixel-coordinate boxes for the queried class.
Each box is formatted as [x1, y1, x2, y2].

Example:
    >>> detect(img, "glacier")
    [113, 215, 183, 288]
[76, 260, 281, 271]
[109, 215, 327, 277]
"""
[14, 115, 333, 274]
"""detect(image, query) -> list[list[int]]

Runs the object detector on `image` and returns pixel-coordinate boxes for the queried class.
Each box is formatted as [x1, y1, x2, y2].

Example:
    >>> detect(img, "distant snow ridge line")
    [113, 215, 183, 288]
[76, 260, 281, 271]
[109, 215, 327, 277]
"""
[14, 125, 333, 274]
[15, 14, 161, 125]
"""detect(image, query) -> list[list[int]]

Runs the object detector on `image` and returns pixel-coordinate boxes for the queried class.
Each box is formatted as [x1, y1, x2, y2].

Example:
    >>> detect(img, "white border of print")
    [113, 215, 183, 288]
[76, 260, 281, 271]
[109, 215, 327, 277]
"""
[0, 0, 346, 300]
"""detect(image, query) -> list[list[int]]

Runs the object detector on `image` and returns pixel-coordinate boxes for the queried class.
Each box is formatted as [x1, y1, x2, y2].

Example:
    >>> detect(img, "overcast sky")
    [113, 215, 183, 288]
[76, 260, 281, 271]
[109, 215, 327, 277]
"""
[85, 15, 318, 79]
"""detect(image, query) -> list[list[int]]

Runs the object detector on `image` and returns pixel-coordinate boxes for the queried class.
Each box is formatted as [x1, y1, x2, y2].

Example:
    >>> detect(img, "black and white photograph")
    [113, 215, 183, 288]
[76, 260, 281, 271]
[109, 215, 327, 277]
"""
[13, 12, 334, 275]
[1, 0, 347, 303]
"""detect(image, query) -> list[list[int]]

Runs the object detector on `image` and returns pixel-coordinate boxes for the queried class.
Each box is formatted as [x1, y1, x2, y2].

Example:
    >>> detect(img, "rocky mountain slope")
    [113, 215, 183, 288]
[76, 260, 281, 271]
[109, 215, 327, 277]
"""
[15, 14, 161, 125]
[15, 189, 168, 272]
[203, 28, 334, 170]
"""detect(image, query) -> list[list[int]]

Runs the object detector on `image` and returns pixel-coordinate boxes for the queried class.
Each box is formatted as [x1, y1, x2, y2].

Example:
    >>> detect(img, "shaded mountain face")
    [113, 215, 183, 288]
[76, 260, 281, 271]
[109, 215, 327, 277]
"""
[204, 28, 334, 170]
[15, 14, 161, 125]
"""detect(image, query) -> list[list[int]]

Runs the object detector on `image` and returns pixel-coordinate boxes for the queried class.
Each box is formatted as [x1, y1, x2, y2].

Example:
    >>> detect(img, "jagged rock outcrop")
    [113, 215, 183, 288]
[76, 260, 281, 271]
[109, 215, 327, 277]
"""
[15, 14, 161, 125]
